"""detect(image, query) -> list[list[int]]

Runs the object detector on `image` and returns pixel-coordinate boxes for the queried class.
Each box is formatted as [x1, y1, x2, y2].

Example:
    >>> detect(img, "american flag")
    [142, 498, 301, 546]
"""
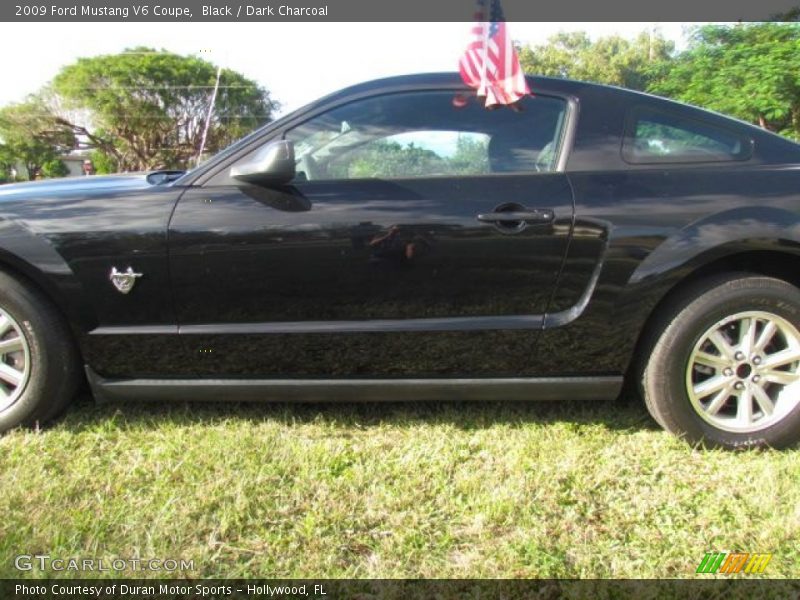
[459, 0, 531, 107]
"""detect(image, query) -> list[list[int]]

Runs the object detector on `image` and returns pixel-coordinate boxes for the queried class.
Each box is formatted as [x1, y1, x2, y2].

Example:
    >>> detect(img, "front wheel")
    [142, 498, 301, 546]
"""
[0, 270, 80, 433]
[641, 274, 800, 449]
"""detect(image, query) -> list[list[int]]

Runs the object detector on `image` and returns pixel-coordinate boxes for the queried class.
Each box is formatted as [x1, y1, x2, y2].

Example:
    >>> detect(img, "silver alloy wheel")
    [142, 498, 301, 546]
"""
[0, 307, 31, 412]
[686, 311, 800, 433]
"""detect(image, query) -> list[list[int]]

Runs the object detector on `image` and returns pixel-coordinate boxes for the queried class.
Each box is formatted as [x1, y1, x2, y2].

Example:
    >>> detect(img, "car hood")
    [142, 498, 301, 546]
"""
[0, 173, 156, 202]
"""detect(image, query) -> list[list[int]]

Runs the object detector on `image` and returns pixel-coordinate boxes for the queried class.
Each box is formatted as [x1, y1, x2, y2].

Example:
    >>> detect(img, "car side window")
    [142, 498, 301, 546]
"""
[282, 91, 567, 181]
[623, 107, 753, 164]
[325, 131, 491, 179]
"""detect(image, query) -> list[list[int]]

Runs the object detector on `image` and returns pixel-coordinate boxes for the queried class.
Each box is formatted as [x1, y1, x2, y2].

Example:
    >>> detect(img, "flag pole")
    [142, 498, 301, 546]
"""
[197, 64, 222, 166]
[480, 20, 489, 97]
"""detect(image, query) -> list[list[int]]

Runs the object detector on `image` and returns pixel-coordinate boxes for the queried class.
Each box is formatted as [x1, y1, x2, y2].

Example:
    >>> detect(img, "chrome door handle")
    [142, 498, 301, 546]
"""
[476, 209, 555, 224]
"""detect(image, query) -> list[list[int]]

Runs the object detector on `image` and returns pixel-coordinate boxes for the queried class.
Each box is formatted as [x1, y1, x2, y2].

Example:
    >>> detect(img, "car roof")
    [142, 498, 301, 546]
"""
[308, 72, 593, 104]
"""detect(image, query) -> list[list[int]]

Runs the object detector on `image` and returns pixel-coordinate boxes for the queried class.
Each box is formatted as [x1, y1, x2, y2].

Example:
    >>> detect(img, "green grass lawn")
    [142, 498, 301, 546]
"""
[0, 394, 798, 579]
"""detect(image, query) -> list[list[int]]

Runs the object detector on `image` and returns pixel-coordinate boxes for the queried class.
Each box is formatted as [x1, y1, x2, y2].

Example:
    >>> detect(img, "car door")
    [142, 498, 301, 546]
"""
[168, 88, 575, 378]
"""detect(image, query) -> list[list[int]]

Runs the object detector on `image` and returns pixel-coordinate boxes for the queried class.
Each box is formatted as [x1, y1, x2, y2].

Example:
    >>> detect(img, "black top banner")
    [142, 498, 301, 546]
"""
[3, 0, 800, 22]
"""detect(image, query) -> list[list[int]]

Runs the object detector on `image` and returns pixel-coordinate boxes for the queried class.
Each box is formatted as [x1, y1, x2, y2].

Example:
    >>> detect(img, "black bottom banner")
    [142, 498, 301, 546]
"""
[2, 579, 799, 600]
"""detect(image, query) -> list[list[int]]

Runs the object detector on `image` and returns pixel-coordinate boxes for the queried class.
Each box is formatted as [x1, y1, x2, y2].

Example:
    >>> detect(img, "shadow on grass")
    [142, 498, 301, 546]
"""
[50, 389, 660, 435]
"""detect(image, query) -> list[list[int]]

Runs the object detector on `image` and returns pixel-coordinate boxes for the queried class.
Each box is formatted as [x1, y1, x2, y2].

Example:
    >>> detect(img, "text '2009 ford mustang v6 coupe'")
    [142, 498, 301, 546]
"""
[2, 73, 800, 449]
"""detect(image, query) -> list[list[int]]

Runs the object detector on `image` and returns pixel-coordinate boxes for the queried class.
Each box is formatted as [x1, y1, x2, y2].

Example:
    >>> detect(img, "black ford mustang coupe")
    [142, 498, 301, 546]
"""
[1, 73, 800, 449]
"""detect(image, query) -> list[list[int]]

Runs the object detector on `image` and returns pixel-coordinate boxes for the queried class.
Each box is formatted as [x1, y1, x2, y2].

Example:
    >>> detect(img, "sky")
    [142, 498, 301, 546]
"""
[0, 22, 695, 114]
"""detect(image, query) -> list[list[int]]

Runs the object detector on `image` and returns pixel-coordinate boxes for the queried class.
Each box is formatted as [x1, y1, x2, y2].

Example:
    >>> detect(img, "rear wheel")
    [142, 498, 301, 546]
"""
[0, 271, 80, 433]
[641, 274, 800, 449]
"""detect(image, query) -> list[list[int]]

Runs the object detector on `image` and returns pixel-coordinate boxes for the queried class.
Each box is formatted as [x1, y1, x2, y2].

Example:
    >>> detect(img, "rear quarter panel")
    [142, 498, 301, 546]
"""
[535, 83, 800, 377]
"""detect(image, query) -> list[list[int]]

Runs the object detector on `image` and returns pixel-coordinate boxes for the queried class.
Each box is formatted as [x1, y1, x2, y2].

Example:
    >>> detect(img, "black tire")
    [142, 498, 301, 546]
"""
[641, 273, 800, 450]
[0, 270, 81, 433]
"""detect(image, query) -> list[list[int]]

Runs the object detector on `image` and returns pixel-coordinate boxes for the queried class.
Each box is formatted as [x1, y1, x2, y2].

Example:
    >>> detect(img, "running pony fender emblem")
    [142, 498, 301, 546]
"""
[109, 267, 143, 294]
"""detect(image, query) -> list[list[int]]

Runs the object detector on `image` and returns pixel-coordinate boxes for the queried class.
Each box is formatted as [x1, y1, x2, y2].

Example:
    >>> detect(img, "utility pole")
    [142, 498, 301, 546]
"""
[649, 24, 656, 62]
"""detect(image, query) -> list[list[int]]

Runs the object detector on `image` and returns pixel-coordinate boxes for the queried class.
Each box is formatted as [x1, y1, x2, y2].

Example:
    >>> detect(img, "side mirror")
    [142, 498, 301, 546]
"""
[230, 140, 296, 186]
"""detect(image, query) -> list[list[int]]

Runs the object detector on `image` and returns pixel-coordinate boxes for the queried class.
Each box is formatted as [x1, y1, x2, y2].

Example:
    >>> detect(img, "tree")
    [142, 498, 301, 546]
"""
[49, 47, 278, 171]
[518, 30, 674, 91]
[330, 135, 491, 179]
[340, 141, 447, 179]
[450, 135, 489, 174]
[87, 150, 118, 175]
[0, 144, 16, 182]
[0, 99, 75, 180]
[647, 24, 800, 139]
[41, 159, 70, 178]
